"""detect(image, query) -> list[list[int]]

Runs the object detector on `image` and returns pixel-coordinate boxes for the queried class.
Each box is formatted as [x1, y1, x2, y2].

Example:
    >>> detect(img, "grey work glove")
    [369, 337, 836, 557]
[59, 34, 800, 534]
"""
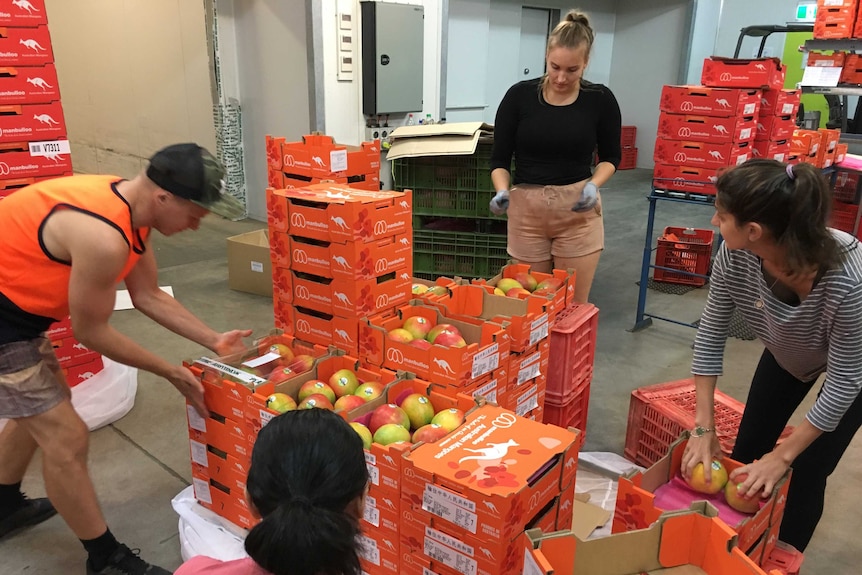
[489, 189, 510, 215]
[572, 181, 598, 212]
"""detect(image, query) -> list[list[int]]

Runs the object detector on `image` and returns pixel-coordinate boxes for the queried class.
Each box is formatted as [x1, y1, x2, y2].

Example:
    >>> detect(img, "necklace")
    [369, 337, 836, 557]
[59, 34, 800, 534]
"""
[755, 270, 781, 309]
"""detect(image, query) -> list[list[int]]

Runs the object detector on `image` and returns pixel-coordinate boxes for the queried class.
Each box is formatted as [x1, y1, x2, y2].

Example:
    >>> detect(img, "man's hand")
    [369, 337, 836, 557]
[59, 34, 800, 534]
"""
[572, 181, 598, 212]
[212, 329, 253, 357]
[729, 452, 789, 499]
[489, 190, 510, 215]
[168, 365, 208, 418]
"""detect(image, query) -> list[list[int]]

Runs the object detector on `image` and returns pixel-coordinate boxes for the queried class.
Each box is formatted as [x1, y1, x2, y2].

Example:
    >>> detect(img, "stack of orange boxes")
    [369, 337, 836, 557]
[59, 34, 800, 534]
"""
[653, 83, 761, 195]
[0, 0, 71, 202]
[399, 403, 580, 575]
[814, 0, 857, 39]
[753, 88, 799, 162]
[265, 133, 381, 192]
[267, 182, 413, 355]
[47, 316, 104, 388]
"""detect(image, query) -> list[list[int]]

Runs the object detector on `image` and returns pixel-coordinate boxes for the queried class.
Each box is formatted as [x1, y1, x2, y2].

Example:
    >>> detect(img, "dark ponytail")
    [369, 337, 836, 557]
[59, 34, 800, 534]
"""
[715, 159, 840, 274]
[244, 408, 368, 575]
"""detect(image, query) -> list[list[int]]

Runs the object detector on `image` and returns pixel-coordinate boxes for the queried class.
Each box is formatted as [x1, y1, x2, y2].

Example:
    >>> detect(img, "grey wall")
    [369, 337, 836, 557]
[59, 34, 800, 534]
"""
[231, 0, 311, 221]
[609, 0, 690, 168]
[714, 0, 798, 59]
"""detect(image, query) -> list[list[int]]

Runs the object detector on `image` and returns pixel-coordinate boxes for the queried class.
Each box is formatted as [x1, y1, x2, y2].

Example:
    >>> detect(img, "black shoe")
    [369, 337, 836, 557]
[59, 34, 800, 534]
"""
[86, 544, 172, 575]
[0, 496, 57, 540]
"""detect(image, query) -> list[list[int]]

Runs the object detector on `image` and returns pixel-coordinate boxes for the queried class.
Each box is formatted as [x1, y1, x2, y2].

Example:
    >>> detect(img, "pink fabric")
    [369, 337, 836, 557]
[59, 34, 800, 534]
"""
[175, 556, 270, 575]
[654, 475, 764, 527]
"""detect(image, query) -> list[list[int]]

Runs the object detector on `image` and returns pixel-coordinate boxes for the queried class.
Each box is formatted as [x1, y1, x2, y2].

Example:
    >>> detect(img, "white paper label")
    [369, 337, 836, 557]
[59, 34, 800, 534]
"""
[529, 317, 549, 346]
[825, 0, 844, 6]
[424, 483, 475, 511]
[739, 127, 752, 140]
[471, 343, 499, 379]
[743, 103, 756, 115]
[523, 548, 544, 575]
[193, 477, 212, 504]
[422, 485, 478, 533]
[781, 103, 794, 114]
[357, 535, 380, 565]
[518, 362, 542, 386]
[363, 503, 380, 527]
[516, 390, 539, 416]
[28, 139, 70, 157]
[187, 404, 207, 432]
[425, 526, 474, 557]
[367, 462, 380, 486]
[250, 261, 264, 273]
[194, 357, 267, 385]
[423, 538, 477, 575]
[331, 149, 348, 172]
[736, 154, 748, 165]
[775, 153, 785, 162]
[473, 379, 498, 403]
[189, 439, 209, 467]
[259, 409, 275, 427]
[242, 352, 280, 369]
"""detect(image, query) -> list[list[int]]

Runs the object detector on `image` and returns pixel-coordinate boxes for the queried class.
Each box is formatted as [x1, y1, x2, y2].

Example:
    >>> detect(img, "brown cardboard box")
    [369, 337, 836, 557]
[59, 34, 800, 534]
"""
[227, 230, 272, 297]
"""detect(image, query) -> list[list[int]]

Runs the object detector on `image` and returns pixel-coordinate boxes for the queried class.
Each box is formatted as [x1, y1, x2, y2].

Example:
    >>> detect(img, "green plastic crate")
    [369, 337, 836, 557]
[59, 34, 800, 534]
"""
[392, 144, 510, 220]
[413, 228, 509, 278]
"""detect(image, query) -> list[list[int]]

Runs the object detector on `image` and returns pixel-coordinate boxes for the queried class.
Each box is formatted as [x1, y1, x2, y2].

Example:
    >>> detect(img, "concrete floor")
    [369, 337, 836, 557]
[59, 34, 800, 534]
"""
[2, 168, 858, 573]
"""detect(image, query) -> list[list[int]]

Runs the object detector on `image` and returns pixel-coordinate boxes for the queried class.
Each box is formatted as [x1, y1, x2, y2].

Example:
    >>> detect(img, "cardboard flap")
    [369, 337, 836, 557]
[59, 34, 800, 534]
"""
[387, 122, 494, 159]
[571, 493, 611, 540]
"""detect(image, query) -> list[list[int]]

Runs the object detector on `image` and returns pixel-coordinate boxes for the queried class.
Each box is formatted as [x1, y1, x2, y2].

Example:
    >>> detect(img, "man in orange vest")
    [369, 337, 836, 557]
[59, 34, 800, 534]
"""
[0, 143, 252, 574]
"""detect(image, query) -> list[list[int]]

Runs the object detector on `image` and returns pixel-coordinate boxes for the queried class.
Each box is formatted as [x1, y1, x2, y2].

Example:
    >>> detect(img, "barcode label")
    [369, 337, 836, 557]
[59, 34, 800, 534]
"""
[250, 261, 264, 273]
[426, 526, 474, 556]
[189, 439, 209, 467]
[517, 361, 542, 385]
[192, 478, 212, 504]
[743, 103, 756, 115]
[736, 154, 748, 165]
[424, 538, 477, 575]
[330, 149, 348, 172]
[363, 503, 380, 527]
[775, 153, 785, 162]
[357, 535, 380, 565]
[739, 127, 752, 140]
[516, 392, 539, 416]
[425, 484, 475, 511]
[781, 103, 794, 114]
[423, 488, 477, 533]
[367, 462, 380, 486]
[259, 409, 275, 427]
[242, 352, 279, 368]
[194, 357, 267, 385]
[529, 317, 549, 345]
[187, 405, 207, 432]
[28, 139, 70, 157]
[365, 451, 377, 466]
[471, 343, 499, 378]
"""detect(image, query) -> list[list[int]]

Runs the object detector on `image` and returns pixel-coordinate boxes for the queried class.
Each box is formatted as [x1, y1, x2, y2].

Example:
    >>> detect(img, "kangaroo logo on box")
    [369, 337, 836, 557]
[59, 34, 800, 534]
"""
[34, 113, 58, 126]
[13, 0, 39, 13]
[334, 292, 352, 306]
[399, 200, 409, 209]
[312, 155, 325, 167]
[708, 150, 724, 160]
[19, 38, 45, 52]
[457, 439, 519, 464]
[26, 76, 52, 90]
[755, 63, 766, 71]
[331, 216, 349, 230]
[432, 357, 455, 375]
[335, 328, 353, 342]
[332, 255, 352, 269]
[715, 98, 730, 108]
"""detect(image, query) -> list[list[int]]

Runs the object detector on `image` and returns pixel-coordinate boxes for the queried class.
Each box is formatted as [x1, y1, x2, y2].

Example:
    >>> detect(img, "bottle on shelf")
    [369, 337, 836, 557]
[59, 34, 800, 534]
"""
[426, 113, 434, 125]
[407, 113, 415, 126]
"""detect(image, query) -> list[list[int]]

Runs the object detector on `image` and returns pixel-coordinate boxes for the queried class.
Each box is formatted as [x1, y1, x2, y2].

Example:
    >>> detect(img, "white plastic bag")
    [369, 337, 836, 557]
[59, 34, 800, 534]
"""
[172, 485, 248, 562]
[0, 357, 137, 434]
[576, 452, 646, 539]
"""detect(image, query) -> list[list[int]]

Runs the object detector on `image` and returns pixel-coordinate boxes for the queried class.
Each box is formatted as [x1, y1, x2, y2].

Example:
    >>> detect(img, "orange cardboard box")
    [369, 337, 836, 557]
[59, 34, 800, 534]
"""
[612, 436, 791, 555]
[0, 63, 61, 105]
[401, 403, 579, 545]
[63, 355, 104, 388]
[751, 139, 790, 162]
[188, 413, 252, 464]
[272, 266, 411, 318]
[274, 301, 368, 354]
[815, 2, 857, 25]
[815, 18, 854, 39]
[754, 115, 795, 142]
[0, 141, 73, 179]
[835, 142, 849, 163]
[435, 283, 552, 353]
[191, 473, 256, 530]
[0, 173, 72, 201]
[759, 88, 801, 117]
[271, 184, 411, 243]
[855, 7, 862, 37]
[277, 133, 381, 179]
[0, 0, 48, 26]
[790, 130, 819, 157]
[357, 528, 400, 575]
[653, 164, 719, 195]
[523, 501, 784, 575]
[659, 85, 761, 118]
[47, 315, 73, 341]
[475, 263, 575, 318]
[701, 57, 786, 90]
[654, 139, 751, 169]
[839, 53, 862, 83]
[271, 232, 412, 280]
[0, 26, 53, 66]
[410, 276, 461, 301]
[806, 50, 846, 68]
[0, 101, 66, 143]
[363, 483, 402, 536]
[360, 301, 511, 386]
[509, 340, 549, 388]
[52, 336, 100, 369]
[432, 368, 512, 407]
[190, 449, 248, 499]
[657, 112, 757, 144]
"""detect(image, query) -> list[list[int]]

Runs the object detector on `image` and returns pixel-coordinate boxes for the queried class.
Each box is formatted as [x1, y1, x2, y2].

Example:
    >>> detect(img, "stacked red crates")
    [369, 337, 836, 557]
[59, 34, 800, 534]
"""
[653, 226, 715, 286]
[543, 304, 598, 439]
[47, 315, 104, 388]
[753, 88, 799, 162]
[265, 133, 381, 192]
[267, 181, 413, 355]
[617, 125, 637, 170]
[624, 378, 795, 468]
[0, 0, 72, 202]
[814, 0, 858, 39]
[653, 84, 760, 195]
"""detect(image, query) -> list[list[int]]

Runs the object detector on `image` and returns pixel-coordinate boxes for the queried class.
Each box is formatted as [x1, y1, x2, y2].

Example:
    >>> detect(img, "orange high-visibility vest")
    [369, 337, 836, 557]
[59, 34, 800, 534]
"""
[0, 175, 150, 321]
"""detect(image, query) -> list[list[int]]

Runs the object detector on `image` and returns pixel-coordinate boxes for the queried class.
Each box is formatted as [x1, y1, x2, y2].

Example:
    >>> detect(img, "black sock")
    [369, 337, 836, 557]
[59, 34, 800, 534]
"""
[81, 528, 120, 571]
[0, 482, 26, 516]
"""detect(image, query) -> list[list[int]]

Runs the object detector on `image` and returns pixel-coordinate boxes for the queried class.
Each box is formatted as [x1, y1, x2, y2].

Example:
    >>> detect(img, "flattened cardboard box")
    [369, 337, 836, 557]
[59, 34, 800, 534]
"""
[227, 229, 272, 297]
[387, 121, 494, 160]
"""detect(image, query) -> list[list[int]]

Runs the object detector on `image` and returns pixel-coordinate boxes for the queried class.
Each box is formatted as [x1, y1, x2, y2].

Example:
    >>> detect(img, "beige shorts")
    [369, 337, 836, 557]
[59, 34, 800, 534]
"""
[0, 336, 68, 419]
[507, 180, 604, 262]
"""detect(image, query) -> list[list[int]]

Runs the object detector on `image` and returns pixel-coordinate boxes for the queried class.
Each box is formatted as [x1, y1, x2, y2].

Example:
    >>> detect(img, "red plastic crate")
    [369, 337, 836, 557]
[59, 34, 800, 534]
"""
[618, 148, 638, 170]
[830, 200, 858, 233]
[760, 541, 804, 575]
[624, 378, 795, 468]
[621, 125, 637, 148]
[653, 226, 714, 287]
[832, 169, 858, 203]
[546, 304, 598, 404]
[543, 380, 591, 442]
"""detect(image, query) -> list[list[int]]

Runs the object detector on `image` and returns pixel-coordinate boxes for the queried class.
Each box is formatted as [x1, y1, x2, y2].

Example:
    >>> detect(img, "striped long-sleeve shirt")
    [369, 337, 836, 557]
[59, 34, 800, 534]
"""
[692, 230, 862, 432]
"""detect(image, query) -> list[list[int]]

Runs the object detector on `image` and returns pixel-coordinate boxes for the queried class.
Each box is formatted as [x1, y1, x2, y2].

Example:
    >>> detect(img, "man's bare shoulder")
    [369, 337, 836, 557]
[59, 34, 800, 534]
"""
[42, 208, 132, 264]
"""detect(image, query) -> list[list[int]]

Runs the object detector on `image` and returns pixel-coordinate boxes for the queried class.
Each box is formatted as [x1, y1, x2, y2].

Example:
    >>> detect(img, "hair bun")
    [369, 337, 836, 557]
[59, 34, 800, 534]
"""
[566, 10, 590, 27]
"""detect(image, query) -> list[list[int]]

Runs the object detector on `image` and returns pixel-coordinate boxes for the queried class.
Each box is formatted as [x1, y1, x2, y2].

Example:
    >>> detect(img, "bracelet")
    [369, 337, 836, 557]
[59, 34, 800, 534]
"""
[691, 426, 715, 438]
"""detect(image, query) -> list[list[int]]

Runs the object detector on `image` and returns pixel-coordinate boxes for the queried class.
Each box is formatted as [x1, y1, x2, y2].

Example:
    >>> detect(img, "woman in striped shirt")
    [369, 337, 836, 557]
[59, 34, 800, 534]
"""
[681, 159, 862, 552]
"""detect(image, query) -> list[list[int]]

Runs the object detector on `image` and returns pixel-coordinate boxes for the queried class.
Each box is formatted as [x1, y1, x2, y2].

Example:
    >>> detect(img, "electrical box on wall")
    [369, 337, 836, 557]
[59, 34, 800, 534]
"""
[361, 1, 424, 115]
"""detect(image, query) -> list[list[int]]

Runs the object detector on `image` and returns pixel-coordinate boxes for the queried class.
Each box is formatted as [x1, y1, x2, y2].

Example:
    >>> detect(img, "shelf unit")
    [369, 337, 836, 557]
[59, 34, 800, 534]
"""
[801, 38, 862, 131]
